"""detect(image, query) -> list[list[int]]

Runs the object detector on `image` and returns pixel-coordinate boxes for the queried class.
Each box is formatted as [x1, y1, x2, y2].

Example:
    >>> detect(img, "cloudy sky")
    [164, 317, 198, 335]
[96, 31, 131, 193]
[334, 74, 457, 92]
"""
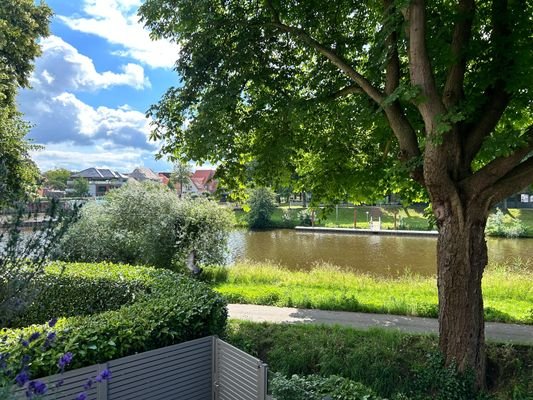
[18, 0, 180, 173]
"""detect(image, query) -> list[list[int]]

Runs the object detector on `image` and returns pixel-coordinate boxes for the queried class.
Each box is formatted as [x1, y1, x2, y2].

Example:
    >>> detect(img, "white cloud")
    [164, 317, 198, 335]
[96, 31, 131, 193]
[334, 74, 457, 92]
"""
[30, 143, 152, 172]
[58, 0, 180, 69]
[33, 36, 150, 92]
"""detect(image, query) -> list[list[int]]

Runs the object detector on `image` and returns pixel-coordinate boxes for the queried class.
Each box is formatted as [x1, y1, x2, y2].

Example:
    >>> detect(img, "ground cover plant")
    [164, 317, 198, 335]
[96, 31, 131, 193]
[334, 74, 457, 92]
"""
[204, 260, 533, 324]
[0, 262, 227, 379]
[226, 321, 533, 400]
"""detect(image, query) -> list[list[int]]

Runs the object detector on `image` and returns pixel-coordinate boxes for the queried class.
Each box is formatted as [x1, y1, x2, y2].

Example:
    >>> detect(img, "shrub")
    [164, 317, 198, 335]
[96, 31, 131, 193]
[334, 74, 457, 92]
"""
[0, 262, 227, 378]
[56, 182, 233, 270]
[246, 187, 276, 228]
[486, 209, 526, 238]
[271, 373, 385, 400]
[0, 201, 78, 326]
[8, 262, 150, 328]
[298, 208, 313, 226]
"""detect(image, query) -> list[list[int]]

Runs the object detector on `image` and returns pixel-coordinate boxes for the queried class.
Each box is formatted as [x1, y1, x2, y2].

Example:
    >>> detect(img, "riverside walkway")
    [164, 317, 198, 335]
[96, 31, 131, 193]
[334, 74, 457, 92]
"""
[295, 226, 439, 236]
[228, 304, 533, 344]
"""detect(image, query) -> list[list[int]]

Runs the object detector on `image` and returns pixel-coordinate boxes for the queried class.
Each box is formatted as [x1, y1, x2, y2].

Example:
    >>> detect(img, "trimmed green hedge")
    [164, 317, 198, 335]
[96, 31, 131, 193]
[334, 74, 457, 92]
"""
[0, 262, 227, 378]
[9, 263, 151, 327]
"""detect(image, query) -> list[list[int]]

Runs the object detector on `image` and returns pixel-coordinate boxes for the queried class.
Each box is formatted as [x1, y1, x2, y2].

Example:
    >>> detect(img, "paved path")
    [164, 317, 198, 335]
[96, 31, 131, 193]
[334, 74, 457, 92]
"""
[228, 304, 533, 344]
[295, 226, 438, 236]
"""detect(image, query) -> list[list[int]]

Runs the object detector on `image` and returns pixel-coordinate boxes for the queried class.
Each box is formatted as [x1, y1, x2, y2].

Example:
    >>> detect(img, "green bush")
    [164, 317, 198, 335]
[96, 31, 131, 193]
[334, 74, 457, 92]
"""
[271, 373, 385, 400]
[0, 262, 227, 378]
[246, 187, 276, 228]
[8, 262, 150, 328]
[56, 182, 233, 270]
[486, 209, 526, 238]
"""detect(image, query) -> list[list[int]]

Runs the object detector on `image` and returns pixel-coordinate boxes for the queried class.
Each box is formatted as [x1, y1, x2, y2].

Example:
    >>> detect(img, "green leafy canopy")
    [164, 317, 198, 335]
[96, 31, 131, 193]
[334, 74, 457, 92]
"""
[139, 0, 532, 205]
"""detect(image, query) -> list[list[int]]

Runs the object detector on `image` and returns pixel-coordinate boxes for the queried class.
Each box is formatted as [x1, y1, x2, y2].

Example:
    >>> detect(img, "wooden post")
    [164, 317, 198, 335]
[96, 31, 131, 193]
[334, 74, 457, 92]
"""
[353, 208, 357, 228]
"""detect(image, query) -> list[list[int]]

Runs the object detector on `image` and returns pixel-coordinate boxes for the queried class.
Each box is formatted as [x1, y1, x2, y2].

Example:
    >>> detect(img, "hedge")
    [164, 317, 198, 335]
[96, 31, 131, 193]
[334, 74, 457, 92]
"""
[0, 262, 227, 378]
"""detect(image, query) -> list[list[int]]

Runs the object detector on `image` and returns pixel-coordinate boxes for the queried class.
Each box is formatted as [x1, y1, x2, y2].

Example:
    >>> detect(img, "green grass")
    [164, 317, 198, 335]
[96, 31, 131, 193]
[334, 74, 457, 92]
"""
[225, 321, 533, 400]
[234, 206, 533, 235]
[204, 260, 533, 324]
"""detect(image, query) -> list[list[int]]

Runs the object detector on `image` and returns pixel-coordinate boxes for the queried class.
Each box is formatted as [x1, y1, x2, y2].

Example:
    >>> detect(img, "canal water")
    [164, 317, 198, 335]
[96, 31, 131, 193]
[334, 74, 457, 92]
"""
[227, 229, 533, 276]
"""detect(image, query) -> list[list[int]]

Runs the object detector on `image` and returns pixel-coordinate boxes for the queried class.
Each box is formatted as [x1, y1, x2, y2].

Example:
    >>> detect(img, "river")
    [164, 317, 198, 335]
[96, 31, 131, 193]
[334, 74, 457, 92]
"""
[226, 229, 533, 276]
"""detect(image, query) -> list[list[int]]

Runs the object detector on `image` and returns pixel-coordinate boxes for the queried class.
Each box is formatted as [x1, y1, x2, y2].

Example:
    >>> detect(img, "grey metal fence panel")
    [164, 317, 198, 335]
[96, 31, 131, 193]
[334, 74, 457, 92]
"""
[107, 336, 213, 400]
[215, 339, 267, 400]
[12, 336, 267, 400]
[12, 363, 101, 400]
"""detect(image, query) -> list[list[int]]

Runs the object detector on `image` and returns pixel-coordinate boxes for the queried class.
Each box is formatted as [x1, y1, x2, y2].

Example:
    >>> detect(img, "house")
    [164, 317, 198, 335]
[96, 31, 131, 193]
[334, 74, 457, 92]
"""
[129, 167, 161, 183]
[188, 169, 218, 195]
[68, 168, 127, 197]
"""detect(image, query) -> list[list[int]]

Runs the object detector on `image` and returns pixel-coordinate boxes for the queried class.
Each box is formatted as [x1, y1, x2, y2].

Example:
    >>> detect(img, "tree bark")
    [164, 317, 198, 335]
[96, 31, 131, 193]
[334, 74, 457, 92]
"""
[435, 199, 488, 388]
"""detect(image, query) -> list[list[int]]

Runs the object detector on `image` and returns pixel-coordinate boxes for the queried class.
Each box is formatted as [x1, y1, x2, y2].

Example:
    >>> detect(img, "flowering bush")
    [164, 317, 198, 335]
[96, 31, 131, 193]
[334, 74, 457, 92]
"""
[1, 318, 111, 400]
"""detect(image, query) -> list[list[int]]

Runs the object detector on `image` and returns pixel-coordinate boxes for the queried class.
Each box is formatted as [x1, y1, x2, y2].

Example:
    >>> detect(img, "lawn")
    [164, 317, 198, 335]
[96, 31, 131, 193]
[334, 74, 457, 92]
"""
[234, 205, 533, 235]
[204, 260, 533, 324]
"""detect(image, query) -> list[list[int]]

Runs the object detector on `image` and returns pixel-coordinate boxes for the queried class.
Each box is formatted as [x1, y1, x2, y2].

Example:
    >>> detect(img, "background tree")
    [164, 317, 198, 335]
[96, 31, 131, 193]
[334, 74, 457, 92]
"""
[170, 161, 193, 198]
[0, 110, 41, 208]
[43, 168, 71, 190]
[139, 0, 532, 388]
[247, 187, 277, 228]
[71, 177, 89, 197]
[0, 0, 52, 208]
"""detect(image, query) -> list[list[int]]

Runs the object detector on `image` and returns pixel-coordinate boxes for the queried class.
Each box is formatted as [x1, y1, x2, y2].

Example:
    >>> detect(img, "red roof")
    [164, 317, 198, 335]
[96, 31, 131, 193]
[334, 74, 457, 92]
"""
[190, 169, 218, 193]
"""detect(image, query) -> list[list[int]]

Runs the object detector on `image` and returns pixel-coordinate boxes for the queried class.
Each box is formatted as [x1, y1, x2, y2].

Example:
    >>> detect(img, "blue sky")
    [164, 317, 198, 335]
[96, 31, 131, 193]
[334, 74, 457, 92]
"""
[18, 0, 181, 173]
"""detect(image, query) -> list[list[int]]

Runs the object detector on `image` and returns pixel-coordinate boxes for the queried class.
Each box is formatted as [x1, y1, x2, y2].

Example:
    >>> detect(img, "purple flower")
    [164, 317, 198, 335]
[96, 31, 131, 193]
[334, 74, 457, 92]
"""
[21, 340, 29, 347]
[75, 392, 87, 400]
[48, 318, 58, 328]
[57, 352, 73, 369]
[15, 371, 30, 387]
[28, 332, 41, 342]
[46, 332, 56, 341]
[83, 378, 93, 390]
[28, 380, 47, 395]
[95, 368, 111, 382]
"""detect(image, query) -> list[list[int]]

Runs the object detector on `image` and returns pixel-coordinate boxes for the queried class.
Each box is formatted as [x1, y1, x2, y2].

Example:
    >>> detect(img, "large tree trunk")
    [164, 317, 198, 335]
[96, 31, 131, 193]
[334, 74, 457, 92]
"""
[436, 200, 488, 389]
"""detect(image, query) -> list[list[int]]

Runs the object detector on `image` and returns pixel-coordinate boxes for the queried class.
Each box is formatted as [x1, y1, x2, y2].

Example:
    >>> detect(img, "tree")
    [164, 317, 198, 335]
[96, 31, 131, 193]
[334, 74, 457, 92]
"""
[139, 0, 532, 388]
[170, 161, 193, 198]
[0, 0, 52, 208]
[71, 178, 89, 197]
[247, 187, 277, 228]
[43, 168, 71, 190]
[0, 109, 41, 207]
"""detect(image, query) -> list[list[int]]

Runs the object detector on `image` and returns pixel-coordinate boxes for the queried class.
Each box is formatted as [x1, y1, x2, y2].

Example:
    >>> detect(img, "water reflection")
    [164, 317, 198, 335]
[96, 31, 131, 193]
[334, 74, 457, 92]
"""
[227, 230, 533, 276]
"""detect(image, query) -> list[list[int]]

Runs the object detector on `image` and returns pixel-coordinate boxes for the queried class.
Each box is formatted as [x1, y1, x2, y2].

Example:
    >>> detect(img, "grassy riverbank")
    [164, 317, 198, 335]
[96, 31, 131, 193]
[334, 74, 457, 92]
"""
[204, 260, 533, 324]
[225, 321, 533, 399]
[234, 206, 533, 235]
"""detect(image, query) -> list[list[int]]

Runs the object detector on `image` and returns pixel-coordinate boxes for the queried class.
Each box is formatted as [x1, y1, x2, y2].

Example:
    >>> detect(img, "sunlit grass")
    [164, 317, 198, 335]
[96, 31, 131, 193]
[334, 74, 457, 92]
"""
[204, 259, 533, 324]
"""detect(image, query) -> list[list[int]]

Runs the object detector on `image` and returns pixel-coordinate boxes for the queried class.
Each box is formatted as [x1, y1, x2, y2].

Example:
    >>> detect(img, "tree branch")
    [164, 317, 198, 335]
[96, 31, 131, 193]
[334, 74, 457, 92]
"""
[462, 127, 533, 200]
[408, 0, 446, 131]
[488, 157, 533, 207]
[329, 85, 363, 99]
[463, 0, 511, 162]
[442, 0, 475, 109]
[383, 0, 400, 96]
[264, 0, 423, 184]
[463, 82, 510, 161]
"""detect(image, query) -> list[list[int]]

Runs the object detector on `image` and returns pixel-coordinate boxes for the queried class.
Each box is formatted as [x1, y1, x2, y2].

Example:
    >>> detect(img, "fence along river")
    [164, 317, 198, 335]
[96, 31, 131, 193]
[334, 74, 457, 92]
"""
[227, 229, 533, 276]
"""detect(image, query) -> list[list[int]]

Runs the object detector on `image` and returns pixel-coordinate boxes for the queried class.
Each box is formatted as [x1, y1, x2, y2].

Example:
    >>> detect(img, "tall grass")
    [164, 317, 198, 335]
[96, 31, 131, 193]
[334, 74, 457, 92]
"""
[204, 258, 533, 324]
[226, 321, 533, 400]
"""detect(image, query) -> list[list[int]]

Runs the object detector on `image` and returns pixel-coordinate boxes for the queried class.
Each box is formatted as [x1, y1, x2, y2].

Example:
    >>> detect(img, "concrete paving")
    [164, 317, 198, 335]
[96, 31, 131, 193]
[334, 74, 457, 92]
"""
[228, 304, 533, 344]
